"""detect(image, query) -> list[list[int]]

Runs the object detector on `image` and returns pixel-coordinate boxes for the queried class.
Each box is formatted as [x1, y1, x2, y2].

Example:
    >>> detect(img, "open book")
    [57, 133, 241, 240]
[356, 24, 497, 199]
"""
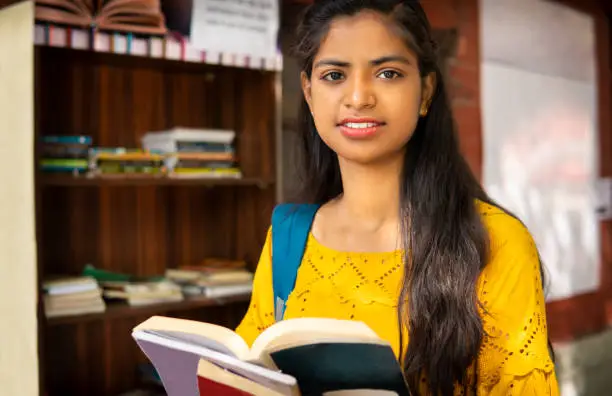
[132, 316, 409, 396]
[35, 0, 167, 35]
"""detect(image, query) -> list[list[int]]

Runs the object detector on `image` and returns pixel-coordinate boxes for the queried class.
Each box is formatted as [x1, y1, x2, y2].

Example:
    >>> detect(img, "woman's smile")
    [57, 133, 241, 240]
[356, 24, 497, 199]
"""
[337, 116, 387, 139]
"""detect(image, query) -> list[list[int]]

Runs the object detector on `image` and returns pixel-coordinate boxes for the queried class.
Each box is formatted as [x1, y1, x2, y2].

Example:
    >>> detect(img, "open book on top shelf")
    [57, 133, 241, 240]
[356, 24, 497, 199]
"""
[35, 0, 167, 35]
[132, 316, 410, 396]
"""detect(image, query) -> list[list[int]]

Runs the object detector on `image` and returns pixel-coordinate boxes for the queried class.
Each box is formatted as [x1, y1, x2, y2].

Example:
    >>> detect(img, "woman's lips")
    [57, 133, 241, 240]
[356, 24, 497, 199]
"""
[337, 118, 385, 139]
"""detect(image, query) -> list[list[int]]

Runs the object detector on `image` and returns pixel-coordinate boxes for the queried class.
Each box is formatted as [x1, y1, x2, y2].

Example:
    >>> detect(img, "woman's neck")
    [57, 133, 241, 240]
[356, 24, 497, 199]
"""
[334, 155, 403, 232]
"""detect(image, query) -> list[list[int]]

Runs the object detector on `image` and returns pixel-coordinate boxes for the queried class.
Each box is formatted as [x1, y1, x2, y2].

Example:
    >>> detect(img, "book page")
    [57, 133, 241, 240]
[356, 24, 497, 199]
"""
[133, 315, 250, 359]
[250, 318, 385, 361]
[133, 331, 297, 392]
[146, 329, 242, 358]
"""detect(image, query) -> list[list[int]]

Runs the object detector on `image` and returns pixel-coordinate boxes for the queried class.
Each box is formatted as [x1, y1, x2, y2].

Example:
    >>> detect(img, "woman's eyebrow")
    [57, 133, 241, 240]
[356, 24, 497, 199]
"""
[313, 55, 411, 70]
[370, 55, 411, 66]
[313, 59, 350, 69]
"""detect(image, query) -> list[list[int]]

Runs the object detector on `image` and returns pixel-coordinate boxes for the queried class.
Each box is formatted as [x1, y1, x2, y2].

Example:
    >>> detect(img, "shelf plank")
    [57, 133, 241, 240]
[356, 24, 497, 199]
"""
[39, 174, 273, 188]
[45, 294, 251, 326]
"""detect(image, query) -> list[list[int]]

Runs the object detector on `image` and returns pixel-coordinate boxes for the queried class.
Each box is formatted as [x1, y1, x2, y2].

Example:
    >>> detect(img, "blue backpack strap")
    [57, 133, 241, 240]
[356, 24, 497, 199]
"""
[271, 203, 319, 322]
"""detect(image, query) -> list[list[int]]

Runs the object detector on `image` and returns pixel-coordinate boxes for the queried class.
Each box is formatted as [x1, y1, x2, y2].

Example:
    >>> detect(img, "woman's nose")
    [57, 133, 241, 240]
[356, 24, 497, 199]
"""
[343, 74, 376, 111]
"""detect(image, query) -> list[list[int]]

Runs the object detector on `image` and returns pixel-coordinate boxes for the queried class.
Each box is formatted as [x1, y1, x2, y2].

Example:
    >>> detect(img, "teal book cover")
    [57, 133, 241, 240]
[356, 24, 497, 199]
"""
[270, 342, 410, 396]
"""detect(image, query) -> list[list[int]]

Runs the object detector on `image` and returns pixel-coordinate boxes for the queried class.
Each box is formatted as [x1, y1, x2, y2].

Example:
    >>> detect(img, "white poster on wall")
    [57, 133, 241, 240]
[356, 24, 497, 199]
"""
[480, 0, 599, 301]
[190, 0, 279, 59]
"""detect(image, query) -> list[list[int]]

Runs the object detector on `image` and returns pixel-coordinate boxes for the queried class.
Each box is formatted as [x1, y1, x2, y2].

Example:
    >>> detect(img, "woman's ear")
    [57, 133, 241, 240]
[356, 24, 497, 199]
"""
[420, 72, 437, 116]
[301, 71, 313, 112]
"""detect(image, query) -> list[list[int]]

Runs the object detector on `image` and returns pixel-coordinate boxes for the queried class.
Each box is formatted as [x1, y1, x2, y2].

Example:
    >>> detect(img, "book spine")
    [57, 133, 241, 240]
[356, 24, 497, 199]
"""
[112, 33, 128, 55]
[33, 23, 283, 72]
[132, 37, 148, 57]
[94, 31, 111, 52]
[72, 29, 89, 50]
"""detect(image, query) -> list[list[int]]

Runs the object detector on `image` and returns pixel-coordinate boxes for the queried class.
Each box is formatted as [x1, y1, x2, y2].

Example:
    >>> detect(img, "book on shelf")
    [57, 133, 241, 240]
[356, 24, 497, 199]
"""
[166, 267, 253, 284]
[34, 23, 284, 71]
[142, 128, 242, 179]
[132, 316, 409, 396]
[165, 259, 254, 299]
[101, 279, 183, 306]
[35, 0, 168, 35]
[43, 276, 106, 318]
[43, 275, 98, 295]
[181, 283, 253, 299]
[142, 128, 236, 149]
[40, 135, 92, 174]
[87, 148, 166, 178]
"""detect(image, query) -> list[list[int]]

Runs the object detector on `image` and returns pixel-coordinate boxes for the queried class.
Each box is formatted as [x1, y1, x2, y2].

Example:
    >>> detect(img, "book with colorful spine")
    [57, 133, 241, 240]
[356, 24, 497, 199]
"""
[88, 147, 166, 178]
[142, 128, 242, 179]
[40, 135, 92, 174]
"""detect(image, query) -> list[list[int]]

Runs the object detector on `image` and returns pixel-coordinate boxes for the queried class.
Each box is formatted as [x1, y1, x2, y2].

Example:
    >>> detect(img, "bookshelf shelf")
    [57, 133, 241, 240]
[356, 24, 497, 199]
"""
[40, 175, 274, 188]
[45, 295, 251, 327]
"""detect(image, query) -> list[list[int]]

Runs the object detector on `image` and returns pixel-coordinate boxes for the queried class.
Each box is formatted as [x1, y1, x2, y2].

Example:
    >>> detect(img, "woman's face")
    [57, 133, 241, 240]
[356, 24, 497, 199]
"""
[302, 10, 435, 165]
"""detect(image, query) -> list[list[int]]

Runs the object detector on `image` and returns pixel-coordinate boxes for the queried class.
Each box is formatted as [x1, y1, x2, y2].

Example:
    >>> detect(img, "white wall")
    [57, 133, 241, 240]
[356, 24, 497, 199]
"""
[0, 1, 39, 395]
[480, 0, 599, 301]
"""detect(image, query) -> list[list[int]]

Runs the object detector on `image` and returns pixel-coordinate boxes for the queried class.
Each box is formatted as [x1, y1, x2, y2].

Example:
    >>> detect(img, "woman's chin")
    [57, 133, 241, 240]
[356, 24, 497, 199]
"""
[335, 147, 405, 166]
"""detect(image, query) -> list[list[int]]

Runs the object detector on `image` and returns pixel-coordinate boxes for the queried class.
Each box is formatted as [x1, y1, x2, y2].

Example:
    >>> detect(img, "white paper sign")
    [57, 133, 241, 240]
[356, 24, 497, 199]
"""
[190, 0, 279, 59]
[480, 0, 600, 301]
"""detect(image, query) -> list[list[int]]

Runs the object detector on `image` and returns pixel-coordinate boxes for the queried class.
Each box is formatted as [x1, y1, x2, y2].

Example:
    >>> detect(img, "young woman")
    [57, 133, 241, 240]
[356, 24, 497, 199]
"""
[237, 1, 559, 395]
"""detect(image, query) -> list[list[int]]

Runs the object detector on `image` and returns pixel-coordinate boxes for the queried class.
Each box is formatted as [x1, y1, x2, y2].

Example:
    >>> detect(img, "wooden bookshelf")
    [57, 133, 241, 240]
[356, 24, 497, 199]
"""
[35, 27, 279, 395]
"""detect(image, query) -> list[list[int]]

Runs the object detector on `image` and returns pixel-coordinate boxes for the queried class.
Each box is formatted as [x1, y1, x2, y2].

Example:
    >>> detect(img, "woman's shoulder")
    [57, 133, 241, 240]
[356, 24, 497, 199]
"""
[475, 200, 539, 277]
[476, 199, 535, 248]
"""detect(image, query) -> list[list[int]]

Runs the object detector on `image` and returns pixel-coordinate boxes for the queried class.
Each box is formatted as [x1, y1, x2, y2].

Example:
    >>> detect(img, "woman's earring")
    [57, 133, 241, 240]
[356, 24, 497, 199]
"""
[419, 102, 429, 117]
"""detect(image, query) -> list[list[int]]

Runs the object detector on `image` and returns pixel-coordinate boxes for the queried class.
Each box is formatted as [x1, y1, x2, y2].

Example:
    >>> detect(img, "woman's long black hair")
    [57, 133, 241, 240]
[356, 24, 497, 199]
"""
[291, 1, 551, 395]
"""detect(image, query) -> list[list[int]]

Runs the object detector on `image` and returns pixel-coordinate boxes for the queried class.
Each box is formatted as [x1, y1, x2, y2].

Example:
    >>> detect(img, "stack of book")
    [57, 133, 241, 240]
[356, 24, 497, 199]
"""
[101, 280, 183, 307]
[39, 135, 92, 175]
[142, 127, 241, 179]
[87, 148, 166, 178]
[166, 258, 253, 299]
[42, 276, 106, 318]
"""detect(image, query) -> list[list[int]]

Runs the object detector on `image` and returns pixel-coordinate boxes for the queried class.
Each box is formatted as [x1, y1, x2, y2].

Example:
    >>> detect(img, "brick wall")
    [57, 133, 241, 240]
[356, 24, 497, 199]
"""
[422, 0, 482, 178]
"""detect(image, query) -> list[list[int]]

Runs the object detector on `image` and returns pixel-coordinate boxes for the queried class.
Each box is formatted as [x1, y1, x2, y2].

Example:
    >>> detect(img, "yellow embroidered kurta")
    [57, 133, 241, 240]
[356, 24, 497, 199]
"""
[236, 202, 559, 395]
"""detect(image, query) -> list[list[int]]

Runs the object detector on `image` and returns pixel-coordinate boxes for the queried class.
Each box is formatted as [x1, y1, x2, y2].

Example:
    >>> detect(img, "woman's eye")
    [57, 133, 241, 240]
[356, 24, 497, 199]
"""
[322, 71, 344, 81]
[378, 70, 402, 79]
